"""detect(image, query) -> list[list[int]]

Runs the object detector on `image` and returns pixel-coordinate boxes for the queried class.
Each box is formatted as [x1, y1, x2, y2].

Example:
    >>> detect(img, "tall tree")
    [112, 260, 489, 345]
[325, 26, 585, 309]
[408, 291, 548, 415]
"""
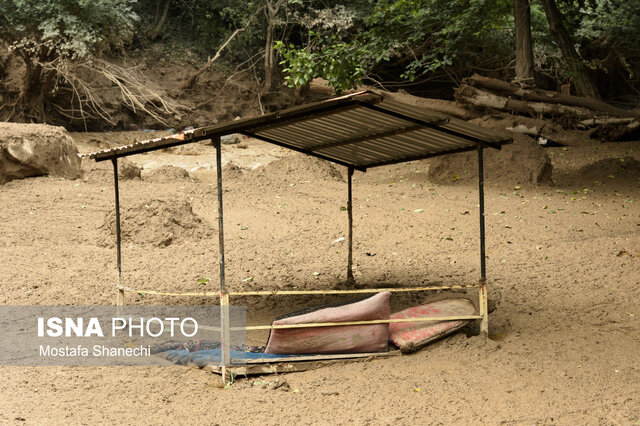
[513, 0, 534, 84]
[263, 0, 287, 92]
[539, 0, 600, 99]
[149, 0, 171, 41]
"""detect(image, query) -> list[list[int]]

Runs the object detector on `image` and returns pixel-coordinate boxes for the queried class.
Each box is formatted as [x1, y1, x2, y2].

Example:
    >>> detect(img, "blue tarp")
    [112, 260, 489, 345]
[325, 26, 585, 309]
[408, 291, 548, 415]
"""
[163, 349, 302, 367]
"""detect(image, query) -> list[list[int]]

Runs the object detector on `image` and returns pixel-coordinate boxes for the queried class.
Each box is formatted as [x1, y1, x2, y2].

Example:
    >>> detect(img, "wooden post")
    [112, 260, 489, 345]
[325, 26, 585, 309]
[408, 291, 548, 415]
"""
[480, 280, 488, 337]
[117, 288, 125, 307]
[220, 291, 231, 383]
[513, 0, 535, 84]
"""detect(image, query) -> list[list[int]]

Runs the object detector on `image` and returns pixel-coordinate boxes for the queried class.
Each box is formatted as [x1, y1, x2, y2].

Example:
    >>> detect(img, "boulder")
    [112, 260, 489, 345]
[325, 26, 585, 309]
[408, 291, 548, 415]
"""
[222, 162, 243, 179]
[0, 123, 81, 184]
[221, 134, 241, 145]
[114, 158, 142, 180]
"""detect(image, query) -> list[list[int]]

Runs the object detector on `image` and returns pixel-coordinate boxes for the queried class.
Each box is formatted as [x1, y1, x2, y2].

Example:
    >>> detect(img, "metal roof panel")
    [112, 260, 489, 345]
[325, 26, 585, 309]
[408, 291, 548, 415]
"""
[81, 90, 512, 168]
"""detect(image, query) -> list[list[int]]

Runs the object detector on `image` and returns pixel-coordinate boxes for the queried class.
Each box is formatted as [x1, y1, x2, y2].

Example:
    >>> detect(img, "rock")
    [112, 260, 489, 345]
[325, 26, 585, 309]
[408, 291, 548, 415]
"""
[82, 157, 142, 182]
[118, 159, 143, 180]
[271, 378, 290, 391]
[221, 134, 241, 145]
[222, 162, 243, 179]
[0, 123, 81, 184]
[427, 134, 552, 186]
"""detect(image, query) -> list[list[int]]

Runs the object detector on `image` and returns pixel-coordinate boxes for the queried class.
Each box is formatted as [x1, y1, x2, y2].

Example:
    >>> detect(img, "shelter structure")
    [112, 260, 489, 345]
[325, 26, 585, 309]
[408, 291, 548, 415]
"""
[82, 90, 512, 379]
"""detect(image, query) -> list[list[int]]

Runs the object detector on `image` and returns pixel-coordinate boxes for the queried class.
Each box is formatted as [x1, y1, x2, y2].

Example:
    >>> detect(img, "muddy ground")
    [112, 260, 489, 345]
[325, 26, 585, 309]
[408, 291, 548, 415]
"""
[0, 132, 639, 425]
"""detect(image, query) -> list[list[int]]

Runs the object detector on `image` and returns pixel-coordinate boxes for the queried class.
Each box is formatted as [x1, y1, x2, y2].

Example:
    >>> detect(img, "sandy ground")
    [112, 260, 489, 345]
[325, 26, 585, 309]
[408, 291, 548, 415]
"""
[0, 132, 639, 425]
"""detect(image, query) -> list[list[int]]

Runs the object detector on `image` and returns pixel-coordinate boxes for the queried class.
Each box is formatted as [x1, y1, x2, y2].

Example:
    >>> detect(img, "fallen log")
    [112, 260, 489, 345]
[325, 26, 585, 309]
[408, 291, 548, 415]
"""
[180, 28, 244, 90]
[383, 89, 479, 121]
[455, 85, 596, 119]
[180, 7, 263, 90]
[578, 117, 637, 127]
[464, 73, 640, 119]
[505, 124, 565, 147]
[306, 82, 481, 121]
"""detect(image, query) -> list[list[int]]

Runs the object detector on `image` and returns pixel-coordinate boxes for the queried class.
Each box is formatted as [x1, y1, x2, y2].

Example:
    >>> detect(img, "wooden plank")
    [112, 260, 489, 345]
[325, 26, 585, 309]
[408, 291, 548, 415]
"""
[220, 292, 230, 369]
[147, 315, 483, 332]
[115, 284, 482, 298]
[480, 283, 488, 338]
[229, 284, 481, 296]
[239, 315, 483, 331]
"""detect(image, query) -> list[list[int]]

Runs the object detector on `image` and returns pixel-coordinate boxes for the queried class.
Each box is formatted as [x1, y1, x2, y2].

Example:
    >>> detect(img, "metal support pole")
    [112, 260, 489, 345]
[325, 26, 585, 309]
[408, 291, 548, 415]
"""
[111, 158, 125, 307]
[478, 144, 486, 280]
[347, 166, 354, 283]
[215, 137, 227, 295]
[214, 136, 231, 379]
[477, 144, 488, 338]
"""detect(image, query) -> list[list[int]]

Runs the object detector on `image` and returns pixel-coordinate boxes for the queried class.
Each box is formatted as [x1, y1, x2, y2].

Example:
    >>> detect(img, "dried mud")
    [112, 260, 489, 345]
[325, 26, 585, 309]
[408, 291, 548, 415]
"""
[0, 133, 639, 425]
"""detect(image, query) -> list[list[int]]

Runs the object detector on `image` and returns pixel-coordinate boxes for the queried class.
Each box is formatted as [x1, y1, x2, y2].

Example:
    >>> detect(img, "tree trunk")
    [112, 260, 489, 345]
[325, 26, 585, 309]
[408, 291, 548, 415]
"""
[513, 0, 534, 84]
[263, 0, 285, 93]
[539, 0, 600, 99]
[578, 117, 636, 126]
[263, 22, 274, 92]
[150, 0, 171, 41]
[263, 2, 277, 92]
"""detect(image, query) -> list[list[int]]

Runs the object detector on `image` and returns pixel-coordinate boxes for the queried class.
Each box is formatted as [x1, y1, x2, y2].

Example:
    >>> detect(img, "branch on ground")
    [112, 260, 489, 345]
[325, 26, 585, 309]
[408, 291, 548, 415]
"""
[180, 6, 264, 91]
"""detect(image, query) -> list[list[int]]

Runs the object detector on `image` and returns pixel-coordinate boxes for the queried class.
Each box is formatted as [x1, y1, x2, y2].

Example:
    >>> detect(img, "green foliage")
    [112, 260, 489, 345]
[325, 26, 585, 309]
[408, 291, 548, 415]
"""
[274, 3, 383, 92]
[164, 0, 252, 53]
[133, 0, 278, 68]
[0, 0, 139, 60]
[365, 0, 512, 78]
[277, 0, 514, 92]
[0, 0, 140, 121]
[578, 0, 640, 40]
[525, 0, 640, 96]
[576, 0, 640, 76]
[276, 34, 373, 94]
[273, 0, 639, 99]
[1, 0, 637, 118]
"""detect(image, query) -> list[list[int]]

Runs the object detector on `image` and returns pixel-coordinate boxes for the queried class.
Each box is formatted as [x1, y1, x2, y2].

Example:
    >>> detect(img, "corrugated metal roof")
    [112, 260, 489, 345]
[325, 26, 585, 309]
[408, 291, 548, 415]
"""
[82, 90, 511, 170]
